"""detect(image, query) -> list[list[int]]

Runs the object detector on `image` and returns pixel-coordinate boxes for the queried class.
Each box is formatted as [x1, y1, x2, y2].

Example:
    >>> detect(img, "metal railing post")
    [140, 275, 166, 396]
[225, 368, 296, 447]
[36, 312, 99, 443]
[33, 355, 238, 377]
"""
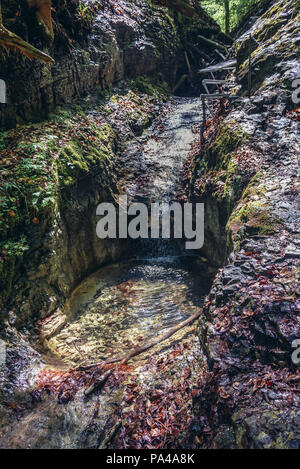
[248, 34, 252, 98]
[200, 95, 206, 146]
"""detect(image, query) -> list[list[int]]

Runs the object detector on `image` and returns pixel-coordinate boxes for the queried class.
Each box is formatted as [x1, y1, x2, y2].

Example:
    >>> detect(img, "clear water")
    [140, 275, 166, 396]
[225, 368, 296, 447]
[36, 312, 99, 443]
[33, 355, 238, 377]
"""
[44, 97, 207, 368]
[0, 97, 213, 449]
[46, 256, 212, 367]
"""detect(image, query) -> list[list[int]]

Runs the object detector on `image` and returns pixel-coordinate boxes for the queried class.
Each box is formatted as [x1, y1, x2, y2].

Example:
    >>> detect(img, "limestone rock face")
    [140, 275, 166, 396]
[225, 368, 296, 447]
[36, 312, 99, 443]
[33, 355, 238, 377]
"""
[235, 0, 300, 93]
[189, 0, 300, 449]
[0, 0, 221, 127]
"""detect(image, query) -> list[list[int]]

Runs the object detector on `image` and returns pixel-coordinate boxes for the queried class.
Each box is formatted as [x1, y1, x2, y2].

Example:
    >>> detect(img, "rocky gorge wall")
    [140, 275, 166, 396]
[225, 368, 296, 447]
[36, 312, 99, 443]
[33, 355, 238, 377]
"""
[0, 87, 170, 324]
[0, 0, 223, 128]
[187, 0, 300, 448]
[0, 0, 299, 451]
[0, 0, 227, 323]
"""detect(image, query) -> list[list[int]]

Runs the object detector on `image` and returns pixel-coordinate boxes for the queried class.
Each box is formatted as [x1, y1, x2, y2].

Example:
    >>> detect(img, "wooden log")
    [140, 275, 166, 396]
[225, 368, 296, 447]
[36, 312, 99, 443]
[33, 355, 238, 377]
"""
[0, 1, 54, 63]
[152, 0, 198, 18]
[98, 421, 122, 449]
[84, 369, 113, 396]
[198, 34, 228, 53]
[119, 309, 202, 365]
[27, 0, 53, 39]
[198, 59, 237, 74]
[76, 308, 203, 374]
[186, 41, 212, 62]
[184, 51, 192, 74]
[173, 74, 188, 93]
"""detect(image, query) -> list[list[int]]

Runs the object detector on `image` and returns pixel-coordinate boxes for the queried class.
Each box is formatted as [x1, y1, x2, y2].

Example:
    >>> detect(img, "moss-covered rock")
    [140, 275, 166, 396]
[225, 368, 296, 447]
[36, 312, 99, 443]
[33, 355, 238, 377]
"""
[0, 0, 224, 128]
[235, 0, 300, 93]
[189, 116, 256, 265]
[0, 85, 164, 320]
[203, 124, 247, 171]
[189, 0, 300, 450]
[57, 123, 115, 186]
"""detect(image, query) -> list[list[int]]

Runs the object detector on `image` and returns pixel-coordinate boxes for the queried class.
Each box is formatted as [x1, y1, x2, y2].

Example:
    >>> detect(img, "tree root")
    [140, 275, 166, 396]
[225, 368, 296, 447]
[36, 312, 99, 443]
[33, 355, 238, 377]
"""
[76, 309, 202, 376]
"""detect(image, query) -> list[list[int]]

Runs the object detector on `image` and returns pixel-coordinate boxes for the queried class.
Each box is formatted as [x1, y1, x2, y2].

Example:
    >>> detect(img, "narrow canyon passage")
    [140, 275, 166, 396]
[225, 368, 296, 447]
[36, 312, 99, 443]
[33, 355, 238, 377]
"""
[0, 97, 217, 449]
[1, 0, 299, 452]
[119, 97, 202, 203]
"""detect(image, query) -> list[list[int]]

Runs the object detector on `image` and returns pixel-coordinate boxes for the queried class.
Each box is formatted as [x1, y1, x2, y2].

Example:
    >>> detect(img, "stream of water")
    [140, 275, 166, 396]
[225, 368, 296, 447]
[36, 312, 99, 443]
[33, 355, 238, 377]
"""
[0, 97, 215, 449]
[46, 256, 212, 368]
[43, 97, 208, 368]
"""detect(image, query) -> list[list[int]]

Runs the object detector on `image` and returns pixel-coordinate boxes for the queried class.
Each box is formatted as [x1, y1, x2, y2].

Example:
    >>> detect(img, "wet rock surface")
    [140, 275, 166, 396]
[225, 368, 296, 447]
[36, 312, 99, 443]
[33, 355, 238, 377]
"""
[235, 0, 300, 93]
[0, 96, 214, 449]
[0, 0, 221, 128]
[0, 0, 299, 450]
[0, 323, 205, 449]
[186, 0, 300, 449]
[0, 87, 166, 323]
[118, 97, 202, 203]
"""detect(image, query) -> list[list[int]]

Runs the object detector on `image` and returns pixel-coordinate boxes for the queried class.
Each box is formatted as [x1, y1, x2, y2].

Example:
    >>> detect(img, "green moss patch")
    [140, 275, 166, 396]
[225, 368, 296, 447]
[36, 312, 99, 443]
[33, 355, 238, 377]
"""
[128, 76, 170, 100]
[235, 0, 300, 92]
[57, 123, 115, 186]
[199, 124, 247, 175]
[0, 109, 116, 307]
[227, 173, 281, 244]
[0, 83, 165, 309]
[193, 123, 250, 216]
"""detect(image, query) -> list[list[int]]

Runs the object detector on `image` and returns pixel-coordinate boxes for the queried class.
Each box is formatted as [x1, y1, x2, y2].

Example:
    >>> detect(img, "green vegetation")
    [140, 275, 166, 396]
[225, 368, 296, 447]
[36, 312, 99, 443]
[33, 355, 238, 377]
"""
[200, 0, 262, 33]
[0, 84, 164, 307]
[0, 109, 116, 306]
[192, 122, 251, 224]
[227, 172, 281, 246]
[128, 76, 170, 100]
[204, 124, 247, 170]
[76, 0, 93, 25]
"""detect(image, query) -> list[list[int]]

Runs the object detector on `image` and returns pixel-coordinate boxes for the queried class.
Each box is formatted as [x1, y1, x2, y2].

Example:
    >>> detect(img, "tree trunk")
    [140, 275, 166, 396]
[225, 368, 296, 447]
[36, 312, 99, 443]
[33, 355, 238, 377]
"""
[27, 0, 54, 40]
[224, 0, 230, 35]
